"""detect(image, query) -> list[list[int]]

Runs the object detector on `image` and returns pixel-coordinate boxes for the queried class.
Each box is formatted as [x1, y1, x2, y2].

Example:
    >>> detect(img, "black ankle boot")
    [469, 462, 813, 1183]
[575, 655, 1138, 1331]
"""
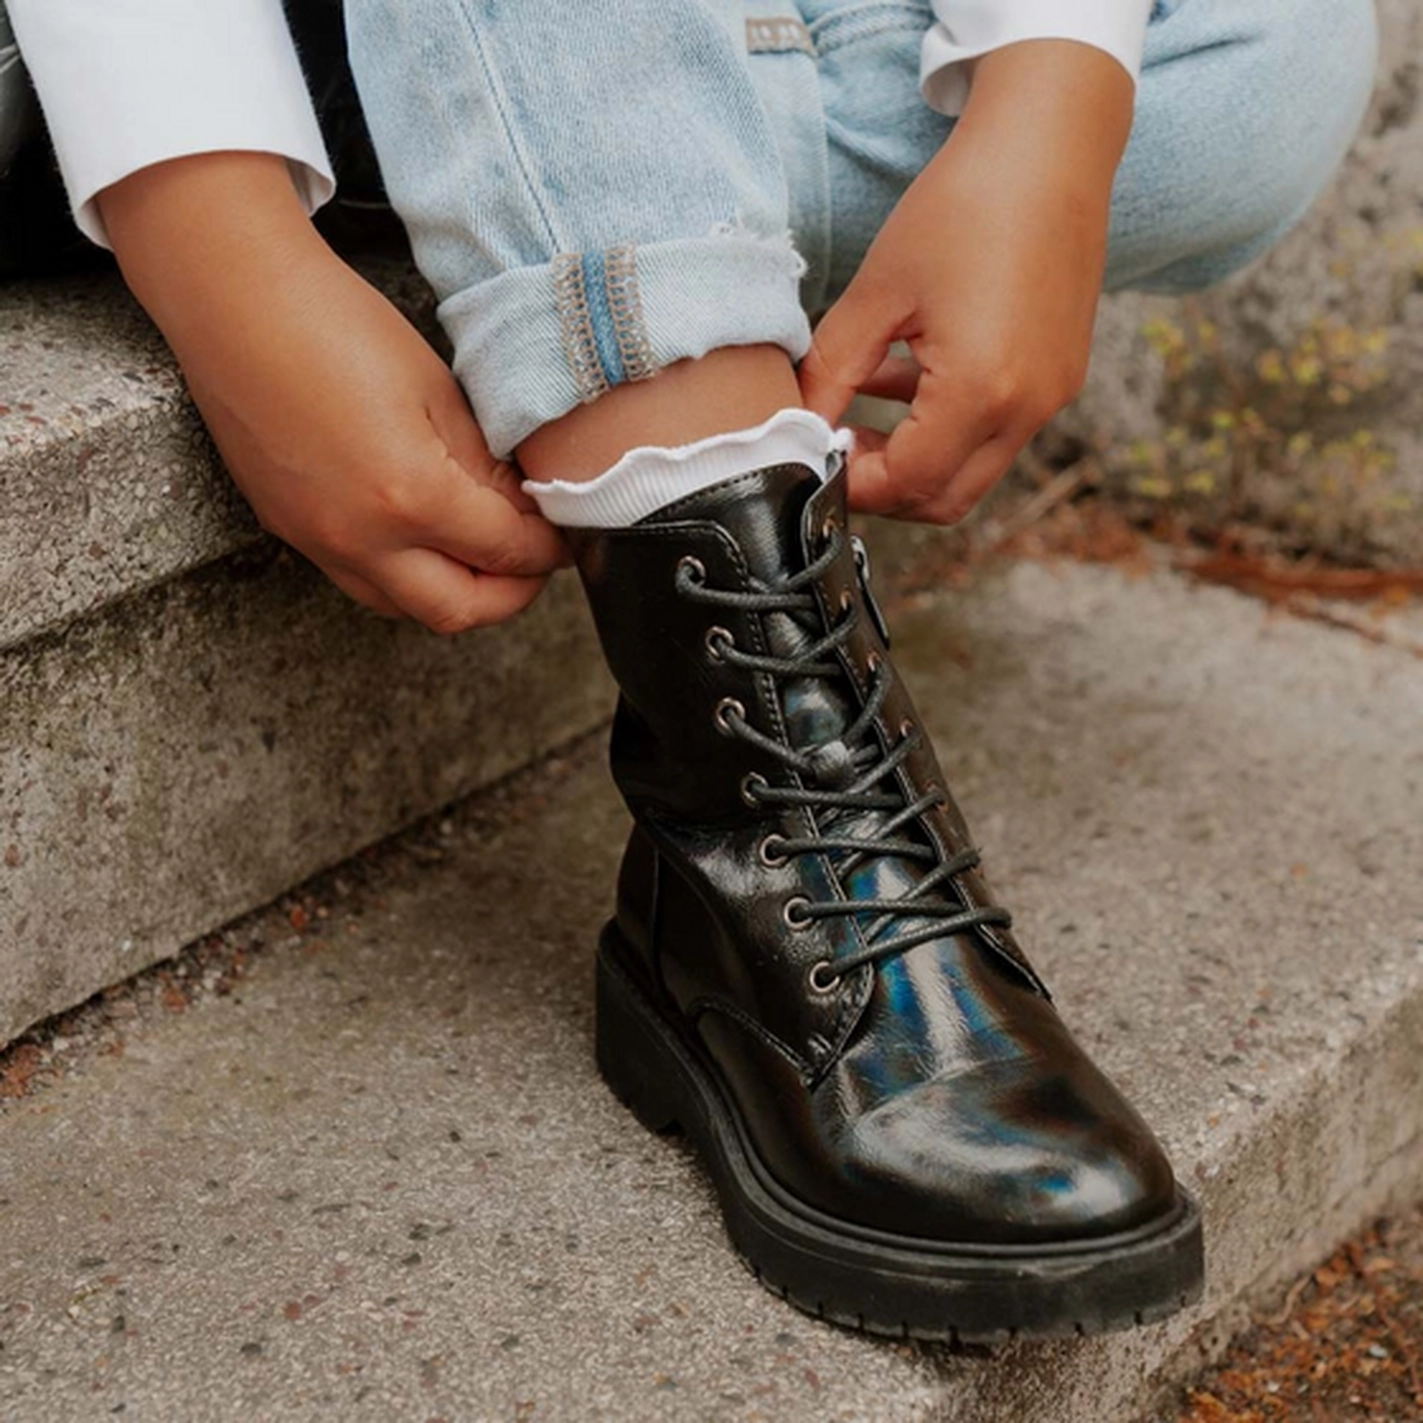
[569, 459, 1203, 1341]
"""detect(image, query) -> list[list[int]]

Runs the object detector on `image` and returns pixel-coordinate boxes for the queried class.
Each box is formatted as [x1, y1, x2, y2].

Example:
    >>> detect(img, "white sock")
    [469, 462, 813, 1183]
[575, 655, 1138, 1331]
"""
[522, 408, 849, 529]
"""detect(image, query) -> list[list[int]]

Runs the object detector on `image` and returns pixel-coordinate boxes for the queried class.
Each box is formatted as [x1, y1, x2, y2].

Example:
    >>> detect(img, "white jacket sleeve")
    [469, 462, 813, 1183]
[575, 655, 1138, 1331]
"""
[8, 0, 334, 248]
[921, 0, 1153, 117]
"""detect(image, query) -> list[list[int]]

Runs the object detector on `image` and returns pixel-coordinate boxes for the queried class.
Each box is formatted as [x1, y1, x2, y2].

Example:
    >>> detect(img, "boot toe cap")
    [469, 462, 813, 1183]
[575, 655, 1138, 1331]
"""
[833, 1060, 1177, 1246]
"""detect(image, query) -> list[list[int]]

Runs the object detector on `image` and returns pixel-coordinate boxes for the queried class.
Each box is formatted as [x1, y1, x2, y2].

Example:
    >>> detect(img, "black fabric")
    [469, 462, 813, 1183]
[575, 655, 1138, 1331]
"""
[0, 137, 105, 281]
[0, 0, 393, 282]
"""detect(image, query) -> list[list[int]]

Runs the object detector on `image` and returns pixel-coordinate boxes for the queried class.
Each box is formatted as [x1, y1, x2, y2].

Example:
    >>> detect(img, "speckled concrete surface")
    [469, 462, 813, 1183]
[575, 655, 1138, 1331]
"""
[1, 560, 1418, 1422]
[0, 259, 603, 1048]
[0, 550, 611, 1049]
[0, 275, 248, 653]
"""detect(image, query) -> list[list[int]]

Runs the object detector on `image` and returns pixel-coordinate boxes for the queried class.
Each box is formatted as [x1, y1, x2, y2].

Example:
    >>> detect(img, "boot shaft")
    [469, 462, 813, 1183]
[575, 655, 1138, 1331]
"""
[569, 460, 1041, 995]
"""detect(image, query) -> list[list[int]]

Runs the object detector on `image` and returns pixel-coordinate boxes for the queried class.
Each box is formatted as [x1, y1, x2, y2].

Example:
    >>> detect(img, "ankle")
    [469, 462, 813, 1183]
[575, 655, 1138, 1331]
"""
[516, 345, 802, 484]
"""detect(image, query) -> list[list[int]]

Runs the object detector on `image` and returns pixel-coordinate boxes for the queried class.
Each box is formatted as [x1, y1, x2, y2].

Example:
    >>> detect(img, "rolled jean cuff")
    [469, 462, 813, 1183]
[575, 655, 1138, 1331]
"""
[439, 233, 813, 458]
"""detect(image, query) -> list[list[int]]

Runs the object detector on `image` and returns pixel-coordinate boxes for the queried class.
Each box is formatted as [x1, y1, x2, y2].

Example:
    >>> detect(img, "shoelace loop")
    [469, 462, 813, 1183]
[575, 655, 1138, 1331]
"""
[675, 534, 1012, 988]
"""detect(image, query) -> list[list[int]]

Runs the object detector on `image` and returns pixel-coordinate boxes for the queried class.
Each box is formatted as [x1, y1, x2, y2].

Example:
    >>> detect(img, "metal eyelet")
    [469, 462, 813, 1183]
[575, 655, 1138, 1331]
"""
[807, 960, 842, 994]
[820, 515, 839, 547]
[741, 773, 768, 807]
[705, 626, 734, 662]
[714, 697, 746, 735]
[783, 896, 813, 930]
[839, 589, 853, 615]
[758, 834, 789, 868]
[676, 555, 706, 587]
[866, 650, 884, 679]
[900, 718, 916, 741]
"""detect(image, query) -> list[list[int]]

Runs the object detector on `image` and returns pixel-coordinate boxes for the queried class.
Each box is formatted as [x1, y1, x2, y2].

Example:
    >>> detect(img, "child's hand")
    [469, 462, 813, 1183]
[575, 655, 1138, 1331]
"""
[99, 153, 567, 632]
[800, 42, 1134, 525]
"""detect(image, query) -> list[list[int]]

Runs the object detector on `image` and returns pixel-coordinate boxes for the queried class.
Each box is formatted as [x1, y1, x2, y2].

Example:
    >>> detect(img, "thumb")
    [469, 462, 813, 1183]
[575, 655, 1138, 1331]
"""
[799, 279, 900, 425]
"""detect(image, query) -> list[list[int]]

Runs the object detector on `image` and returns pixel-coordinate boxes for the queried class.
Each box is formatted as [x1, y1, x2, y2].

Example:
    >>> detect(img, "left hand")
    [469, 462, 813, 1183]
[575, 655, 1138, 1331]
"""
[799, 40, 1134, 525]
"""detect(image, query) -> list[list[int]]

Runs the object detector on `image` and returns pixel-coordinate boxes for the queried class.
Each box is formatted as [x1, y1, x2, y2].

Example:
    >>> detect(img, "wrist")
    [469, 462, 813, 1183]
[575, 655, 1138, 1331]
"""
[955, 40, 1134, 196]
[98, 152, 331, 340]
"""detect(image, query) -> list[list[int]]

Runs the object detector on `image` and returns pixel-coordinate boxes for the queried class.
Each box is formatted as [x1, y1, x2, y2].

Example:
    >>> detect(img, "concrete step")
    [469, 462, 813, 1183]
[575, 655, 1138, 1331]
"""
[1, 557, 1418, 1421]
[0, 547, 610, 1050]
[1, 272, 230, 653]
[0, 270, 612, 1049]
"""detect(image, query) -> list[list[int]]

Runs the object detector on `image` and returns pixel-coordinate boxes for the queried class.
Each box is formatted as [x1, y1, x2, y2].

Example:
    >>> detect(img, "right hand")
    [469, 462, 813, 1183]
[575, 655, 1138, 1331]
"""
[99, 153, 568, 632]
[800, 40, 1132, 529]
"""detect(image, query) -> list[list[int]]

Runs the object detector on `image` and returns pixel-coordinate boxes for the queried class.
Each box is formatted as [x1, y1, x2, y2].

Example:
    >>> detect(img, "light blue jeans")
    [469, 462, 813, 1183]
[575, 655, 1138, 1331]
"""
[344, 0, 1378, 458]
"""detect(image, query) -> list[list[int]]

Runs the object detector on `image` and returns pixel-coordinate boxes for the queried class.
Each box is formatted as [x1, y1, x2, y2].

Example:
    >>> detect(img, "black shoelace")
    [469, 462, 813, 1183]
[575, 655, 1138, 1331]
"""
[676, 531, 1012, 992]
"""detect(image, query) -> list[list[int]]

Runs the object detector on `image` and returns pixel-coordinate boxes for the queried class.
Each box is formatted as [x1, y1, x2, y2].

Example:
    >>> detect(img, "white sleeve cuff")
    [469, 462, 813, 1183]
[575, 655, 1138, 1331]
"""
[8, 0, 334, 248]
[920, 0, 1152, 117]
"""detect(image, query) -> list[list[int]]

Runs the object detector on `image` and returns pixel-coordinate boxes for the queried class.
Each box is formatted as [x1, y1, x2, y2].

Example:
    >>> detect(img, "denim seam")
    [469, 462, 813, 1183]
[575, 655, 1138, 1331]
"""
[451, 5, 564, 253]
[581, 249, 627, 388]
[605, 245, 658, 384]
[804, 0, 933, 29]
[808, 3, 933, 54]
[552, 253, 611, 404]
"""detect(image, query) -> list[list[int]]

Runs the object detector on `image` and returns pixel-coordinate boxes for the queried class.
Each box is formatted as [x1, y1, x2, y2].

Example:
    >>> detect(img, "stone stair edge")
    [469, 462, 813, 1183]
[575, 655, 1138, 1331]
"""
[0, 539, 616, 1050]
[1, 273, 257, 652]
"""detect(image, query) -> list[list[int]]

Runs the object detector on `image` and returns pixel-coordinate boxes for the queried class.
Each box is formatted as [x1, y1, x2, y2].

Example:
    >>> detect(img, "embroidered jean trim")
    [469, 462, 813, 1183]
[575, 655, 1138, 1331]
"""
[808, 3, 933, 55]
[553, 251, 611, 405]
[604, 244, 657, 385]
[745, 17, 817, 56]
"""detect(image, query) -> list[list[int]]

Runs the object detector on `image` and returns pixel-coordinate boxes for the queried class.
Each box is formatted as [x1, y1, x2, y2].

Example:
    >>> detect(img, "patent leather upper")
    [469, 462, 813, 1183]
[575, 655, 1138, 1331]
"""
[572, 463, 1177, 1246]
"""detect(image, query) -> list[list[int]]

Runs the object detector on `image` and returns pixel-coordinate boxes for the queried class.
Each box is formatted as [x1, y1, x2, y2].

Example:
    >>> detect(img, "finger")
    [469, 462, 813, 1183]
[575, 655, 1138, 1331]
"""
[377, 547, 550, 634]
[799, 284, 901, 424]
[422, 465, 572, 576]
[426, 372, 494, 470]
[841, 427, 894, 514]
[857, 353, 921, 405]
[844, 445, 904, 517]
[324, 564, 406, 618]
[913, 434, 1022, 526]
[487, 457, 545, 517]
[849, 370, 998, 516]
[425, 377, 546, 517]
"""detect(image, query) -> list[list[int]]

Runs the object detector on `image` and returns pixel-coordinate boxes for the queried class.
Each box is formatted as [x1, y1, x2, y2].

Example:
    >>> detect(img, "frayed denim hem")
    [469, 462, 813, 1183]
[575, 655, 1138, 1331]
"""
[442, 231, 812, 457]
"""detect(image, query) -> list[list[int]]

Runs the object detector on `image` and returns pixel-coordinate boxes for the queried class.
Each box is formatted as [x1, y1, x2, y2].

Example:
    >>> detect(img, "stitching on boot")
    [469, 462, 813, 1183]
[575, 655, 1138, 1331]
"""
[745, 17, 817, 55]
[603, 244, 657, 385]
[817, 966, 876, 1081]
[686, 997, 812, 1077]
[552, 252, 610, 404]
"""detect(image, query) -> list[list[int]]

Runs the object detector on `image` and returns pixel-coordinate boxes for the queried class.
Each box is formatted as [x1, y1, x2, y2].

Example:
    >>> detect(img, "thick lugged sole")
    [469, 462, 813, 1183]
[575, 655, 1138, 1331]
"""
[595, 925, 1204, 1343]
